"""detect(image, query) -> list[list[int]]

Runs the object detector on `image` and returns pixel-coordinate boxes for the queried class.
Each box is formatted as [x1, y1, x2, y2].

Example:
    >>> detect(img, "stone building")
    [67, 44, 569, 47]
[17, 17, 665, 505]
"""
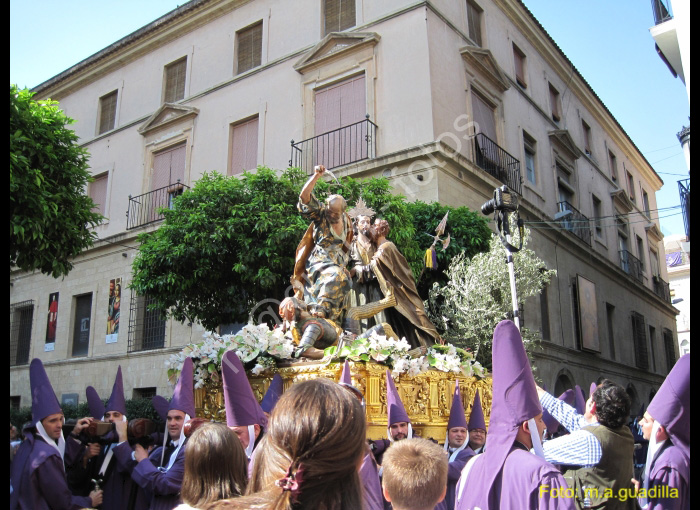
[10, 0, 678, 412]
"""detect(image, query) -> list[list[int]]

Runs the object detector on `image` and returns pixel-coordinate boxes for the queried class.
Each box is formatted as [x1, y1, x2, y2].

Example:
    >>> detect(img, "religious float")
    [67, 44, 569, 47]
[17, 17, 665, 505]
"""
[168, 325, 491, 441]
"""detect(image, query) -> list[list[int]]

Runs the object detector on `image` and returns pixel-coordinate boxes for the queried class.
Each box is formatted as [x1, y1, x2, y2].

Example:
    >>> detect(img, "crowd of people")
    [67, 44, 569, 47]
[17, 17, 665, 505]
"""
[9, 319, 689, 510]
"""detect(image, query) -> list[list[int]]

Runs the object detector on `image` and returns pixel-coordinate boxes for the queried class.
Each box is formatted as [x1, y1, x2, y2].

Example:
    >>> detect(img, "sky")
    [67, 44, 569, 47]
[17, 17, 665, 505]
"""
[10, 0, 689, 236]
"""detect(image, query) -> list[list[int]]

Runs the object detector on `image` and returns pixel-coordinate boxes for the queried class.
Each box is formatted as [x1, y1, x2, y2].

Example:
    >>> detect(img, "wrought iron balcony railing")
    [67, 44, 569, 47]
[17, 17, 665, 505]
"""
[652, 275, 671, 303]
[126, 181, 189, 230]
[678, 178, 689, 241]
[556, 201, 591, 245]
[290, 117, 377, 176]
[651, 0, 673, 25]
[472, 133, 522, 194]
[619, 250, 646, 284]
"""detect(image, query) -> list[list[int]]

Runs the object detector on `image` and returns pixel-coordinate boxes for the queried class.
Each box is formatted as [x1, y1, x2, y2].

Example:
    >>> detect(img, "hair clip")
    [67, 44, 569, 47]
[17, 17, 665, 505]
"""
[275, 463, 305, 503]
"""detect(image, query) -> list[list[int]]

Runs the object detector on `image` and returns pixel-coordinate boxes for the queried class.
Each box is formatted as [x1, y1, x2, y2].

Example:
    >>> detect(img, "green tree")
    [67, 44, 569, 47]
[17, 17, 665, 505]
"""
[10, 85, 103, 277]
[428, 226, 556, 367]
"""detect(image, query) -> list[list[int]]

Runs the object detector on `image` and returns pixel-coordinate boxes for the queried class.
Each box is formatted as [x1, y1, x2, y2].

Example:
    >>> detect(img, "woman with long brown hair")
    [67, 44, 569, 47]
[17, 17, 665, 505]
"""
[176, 422, 247, 510]
[208, 378, 366, 510]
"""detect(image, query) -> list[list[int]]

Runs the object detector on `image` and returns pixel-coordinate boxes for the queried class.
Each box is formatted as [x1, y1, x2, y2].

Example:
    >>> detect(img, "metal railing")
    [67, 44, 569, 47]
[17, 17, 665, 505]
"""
[472, 133, 522, 194]
[619, 250, 646, 284]
[651, 0, 673, 25]
[290, 117, 377, 175]
[126, 181, 189, 230]
[652, 275, 671, 303]
[678, 178, 689, 241]
[556, 201, 591, 245]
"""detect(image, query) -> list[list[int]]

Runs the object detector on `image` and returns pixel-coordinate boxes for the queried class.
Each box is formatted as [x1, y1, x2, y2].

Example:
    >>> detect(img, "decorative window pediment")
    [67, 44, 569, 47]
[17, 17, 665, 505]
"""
[611, 188, 634, 213]
[459, 45, 511, 93]
[294, 32, 381, 74]
[549, 130, 582, 160]
[645, 223, 663, 244]
[138, 104, 199, 136]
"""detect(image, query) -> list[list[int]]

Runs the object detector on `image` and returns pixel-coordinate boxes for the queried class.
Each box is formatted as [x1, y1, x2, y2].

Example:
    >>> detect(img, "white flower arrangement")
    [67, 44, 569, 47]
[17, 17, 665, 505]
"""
[168, 324, 486, 387]
[324, 330, 486, 379]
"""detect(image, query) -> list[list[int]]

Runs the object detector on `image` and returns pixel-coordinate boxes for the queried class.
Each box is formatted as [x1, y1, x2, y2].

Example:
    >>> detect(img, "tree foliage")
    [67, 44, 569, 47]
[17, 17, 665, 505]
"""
[10, 85, 103, 277]
[428, 226, 556, 368]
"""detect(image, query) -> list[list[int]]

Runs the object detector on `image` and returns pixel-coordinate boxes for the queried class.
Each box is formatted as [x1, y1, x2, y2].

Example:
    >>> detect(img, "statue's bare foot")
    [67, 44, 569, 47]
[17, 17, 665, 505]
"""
[407, 346, 428, 359]
[299, 347, 325, 360]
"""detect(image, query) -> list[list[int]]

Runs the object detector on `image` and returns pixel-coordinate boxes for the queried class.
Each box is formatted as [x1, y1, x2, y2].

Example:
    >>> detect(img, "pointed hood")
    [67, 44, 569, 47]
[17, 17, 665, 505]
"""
[459, 321, 541, 508]
[151, 395, 170, 422]
[574, 385, 586, 415]
[559, 389, 574, 406]
[542, 391, 572, 434]
[467, 390, 486, 431]
[339, 360, 352, 386]
[260, 374, 283, 414]
[589, 382, 598, 398]
[386, 370, 410, 425]
[86, 386, 105, 421]
[30, 358, 62, 423]
[105, 366, 127, 416]
[169, 357, 196, 417]
[447, 382, 468, 430]
[222, 351, 267, 428]
[647, 354, 689, 458]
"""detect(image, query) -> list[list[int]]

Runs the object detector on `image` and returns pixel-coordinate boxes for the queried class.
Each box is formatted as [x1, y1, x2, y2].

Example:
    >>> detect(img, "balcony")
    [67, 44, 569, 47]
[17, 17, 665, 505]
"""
[652, 275, 671, 302]
[556, 201, 591, 245]
[619, 250, 646, 284]
[650, 0, 672, 25]
[290, 117, 377, 176]
[678, 178, 689, 241]
[472, 133, 522, 194]
[127, 181, 189, 230]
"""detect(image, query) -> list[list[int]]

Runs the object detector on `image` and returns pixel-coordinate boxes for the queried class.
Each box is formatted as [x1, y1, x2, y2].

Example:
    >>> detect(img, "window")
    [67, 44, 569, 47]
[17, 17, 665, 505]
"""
[636, 235, 645, 271]
[323, 0, 356, 36]
[236, 21, 263, 74]
[605, 303, 616, 360]
[642, 189, 650, 217]
[513, 44, 527, 88]
[471, 90, 497, 142]
[10, 300, 34, 367]
[128, 292, 166, 352]
[98, 90, 118, 134]
[648, 326, 657, 372]
[592, 195, 603, 239]
[662, 328, 675, 372]
[88, 173, 108, 216]
[539, 284, 550, 341]
[548, 83, 561, 122]
[229, 117, 259, 175]
[466, 0, 483, 47]
[152, 144, 186, 191]
[626, 170, 635, 201]
[608, 150, 618, 182]
[650, 248, 660, 277]
[582, 120, 592, 155]
[523, 132, 536, 184]
[72, 293, 93, 357]
[556, 162, 575, 205]
[133, 387, 157, 400]
[163, 57, 187, 103]
[631, 311, 648, 370]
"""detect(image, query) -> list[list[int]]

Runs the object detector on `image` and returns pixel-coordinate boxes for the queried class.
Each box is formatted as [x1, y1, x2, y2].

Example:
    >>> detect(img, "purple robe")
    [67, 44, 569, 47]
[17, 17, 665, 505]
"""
[435, 447, 475, 510]
[10, 431, 93, 510]
[640, 441, 689, 510]
[360, 450, 384, 510]
[96, 442, 139, 510]
[455, 446, 575, 510]
[132, 441, 187, 510]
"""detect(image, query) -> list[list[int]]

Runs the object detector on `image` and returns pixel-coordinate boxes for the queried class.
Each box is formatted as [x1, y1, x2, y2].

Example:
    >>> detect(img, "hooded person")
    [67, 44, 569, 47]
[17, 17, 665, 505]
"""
[86, 386, 106, 421]
[574, 385, 587, 416]
[467, 389, 487, 454]
[114, 357, 195, 510]
[370, 370, 413, 466]
[435, 382, 475, 510]
[542, 390, 574, 440]
[260, 373, 284, 416]
[638, 354, 689, 510]
[221, 350, 268, 460]
[455, 321, 573, 510]
[10, 359, 101, 510]
[338, 360, 384, 510]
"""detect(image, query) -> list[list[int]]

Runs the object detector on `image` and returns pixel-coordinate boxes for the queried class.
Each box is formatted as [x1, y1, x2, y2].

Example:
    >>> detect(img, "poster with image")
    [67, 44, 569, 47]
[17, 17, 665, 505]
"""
[45, 292, 59, 345]
[106, 277, 122, 344]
